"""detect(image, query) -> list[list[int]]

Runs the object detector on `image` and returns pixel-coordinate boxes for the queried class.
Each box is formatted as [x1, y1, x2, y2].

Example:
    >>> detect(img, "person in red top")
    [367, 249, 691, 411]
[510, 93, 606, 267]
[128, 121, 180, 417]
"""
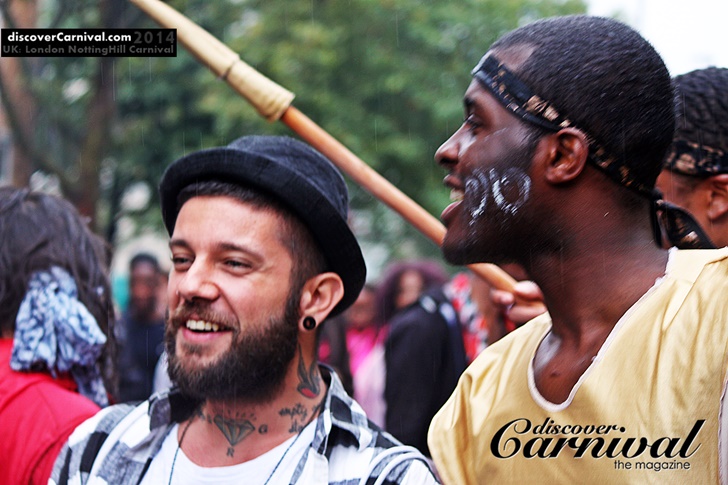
[0, 187, 114, 484]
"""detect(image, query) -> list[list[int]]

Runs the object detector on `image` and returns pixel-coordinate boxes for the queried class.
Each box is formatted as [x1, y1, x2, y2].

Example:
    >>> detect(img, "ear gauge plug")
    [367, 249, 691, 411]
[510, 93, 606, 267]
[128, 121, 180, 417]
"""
[302, 316, 316, 330]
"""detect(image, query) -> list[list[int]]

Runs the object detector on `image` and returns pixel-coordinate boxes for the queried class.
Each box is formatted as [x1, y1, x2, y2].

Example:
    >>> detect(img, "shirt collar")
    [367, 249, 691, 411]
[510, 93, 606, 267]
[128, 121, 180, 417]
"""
[313, 365, 375, 454]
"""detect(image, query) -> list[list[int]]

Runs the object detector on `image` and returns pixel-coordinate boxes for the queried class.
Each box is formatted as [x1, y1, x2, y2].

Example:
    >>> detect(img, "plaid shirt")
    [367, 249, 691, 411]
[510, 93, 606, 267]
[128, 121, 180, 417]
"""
[51, 366, 439, 485]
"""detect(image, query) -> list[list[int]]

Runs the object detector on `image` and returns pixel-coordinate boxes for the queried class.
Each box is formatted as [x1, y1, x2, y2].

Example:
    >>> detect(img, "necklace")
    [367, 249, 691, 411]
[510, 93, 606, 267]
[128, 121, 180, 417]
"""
[262, 426, 306, 485]
[167, 418, 310, 485]
[168, 419, 193, 485]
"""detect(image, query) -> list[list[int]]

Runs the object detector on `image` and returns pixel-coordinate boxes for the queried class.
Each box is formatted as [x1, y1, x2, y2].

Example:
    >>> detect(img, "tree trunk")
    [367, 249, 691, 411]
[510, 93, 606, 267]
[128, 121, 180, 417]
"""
[75, 54, 115, 227]
[73, 0, 124, 229]
[0, 0, 38, 187]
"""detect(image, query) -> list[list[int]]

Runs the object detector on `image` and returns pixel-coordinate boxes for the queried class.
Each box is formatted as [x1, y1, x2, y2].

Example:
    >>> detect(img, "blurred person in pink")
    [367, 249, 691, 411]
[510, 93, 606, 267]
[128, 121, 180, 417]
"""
[319, 284, 386, 425]
[345, 284, 387, 426]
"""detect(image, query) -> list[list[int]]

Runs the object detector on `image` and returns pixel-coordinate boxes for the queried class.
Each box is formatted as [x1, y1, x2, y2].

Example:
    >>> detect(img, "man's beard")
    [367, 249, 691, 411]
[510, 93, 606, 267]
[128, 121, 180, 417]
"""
[165, 295, 300, 404]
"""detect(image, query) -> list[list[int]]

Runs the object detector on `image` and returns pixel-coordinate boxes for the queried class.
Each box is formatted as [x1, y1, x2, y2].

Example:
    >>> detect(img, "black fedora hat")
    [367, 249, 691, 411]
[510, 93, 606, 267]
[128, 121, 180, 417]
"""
[158, 135, 366, 316]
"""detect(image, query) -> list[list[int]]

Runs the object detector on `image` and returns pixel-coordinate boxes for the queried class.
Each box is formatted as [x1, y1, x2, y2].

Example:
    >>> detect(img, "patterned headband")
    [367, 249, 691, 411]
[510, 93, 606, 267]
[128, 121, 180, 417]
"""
[471, 53, 652, 198]
[471, 53, 715, 250]
[663, 139, 728, 176]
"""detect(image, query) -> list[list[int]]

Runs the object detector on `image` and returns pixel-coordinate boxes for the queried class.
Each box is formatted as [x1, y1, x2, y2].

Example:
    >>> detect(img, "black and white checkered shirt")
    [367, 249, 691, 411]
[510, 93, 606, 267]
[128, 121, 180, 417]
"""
[51, 366, 439, 484]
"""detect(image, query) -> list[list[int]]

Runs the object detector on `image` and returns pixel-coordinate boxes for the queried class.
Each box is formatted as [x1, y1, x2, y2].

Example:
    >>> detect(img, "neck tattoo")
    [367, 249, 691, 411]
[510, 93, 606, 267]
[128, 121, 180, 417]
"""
[167, 410, 316, 485]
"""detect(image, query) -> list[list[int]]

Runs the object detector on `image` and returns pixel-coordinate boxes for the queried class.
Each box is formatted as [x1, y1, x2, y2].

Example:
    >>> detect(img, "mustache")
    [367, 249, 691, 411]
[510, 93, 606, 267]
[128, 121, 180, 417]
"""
[168, 300, 238, 331]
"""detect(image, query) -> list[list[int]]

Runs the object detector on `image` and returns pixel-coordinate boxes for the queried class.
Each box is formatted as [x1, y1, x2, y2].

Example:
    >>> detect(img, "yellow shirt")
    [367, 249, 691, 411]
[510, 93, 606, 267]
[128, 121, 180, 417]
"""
[428, 248, 728, 484]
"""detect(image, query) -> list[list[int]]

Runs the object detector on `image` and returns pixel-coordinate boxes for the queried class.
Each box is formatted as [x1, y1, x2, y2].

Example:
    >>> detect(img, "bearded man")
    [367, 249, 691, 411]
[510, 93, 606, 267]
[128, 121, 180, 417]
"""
[52, 135, 438, 485]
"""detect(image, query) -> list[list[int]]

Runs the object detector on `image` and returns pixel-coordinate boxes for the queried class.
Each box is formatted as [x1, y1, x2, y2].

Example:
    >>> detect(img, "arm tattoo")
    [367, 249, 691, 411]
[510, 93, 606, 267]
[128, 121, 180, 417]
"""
[296, 343, 321, 398]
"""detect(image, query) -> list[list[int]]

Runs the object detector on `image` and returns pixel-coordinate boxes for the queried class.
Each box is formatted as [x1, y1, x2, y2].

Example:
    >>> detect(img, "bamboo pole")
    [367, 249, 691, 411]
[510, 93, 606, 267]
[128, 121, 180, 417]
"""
[130, 0, 521, 293]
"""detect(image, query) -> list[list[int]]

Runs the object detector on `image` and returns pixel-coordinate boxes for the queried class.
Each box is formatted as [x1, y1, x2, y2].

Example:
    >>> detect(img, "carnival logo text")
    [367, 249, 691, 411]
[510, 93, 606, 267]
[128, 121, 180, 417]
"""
[490, 418, 704, 459]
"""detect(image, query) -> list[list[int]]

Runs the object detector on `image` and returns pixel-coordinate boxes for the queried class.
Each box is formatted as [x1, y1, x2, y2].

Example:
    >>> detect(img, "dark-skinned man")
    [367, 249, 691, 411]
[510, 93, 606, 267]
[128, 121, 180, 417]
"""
[427, 15, 728, 485]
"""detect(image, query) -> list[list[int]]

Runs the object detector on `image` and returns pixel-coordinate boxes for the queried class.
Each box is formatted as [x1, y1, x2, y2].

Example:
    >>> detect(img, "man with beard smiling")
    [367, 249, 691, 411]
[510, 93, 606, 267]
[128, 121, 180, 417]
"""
[51, 135, 438, 485]
[426, 15, 728, 485]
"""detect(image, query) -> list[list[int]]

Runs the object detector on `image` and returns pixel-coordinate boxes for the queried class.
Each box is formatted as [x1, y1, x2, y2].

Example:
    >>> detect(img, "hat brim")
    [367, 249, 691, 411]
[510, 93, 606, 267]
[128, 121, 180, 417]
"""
[159, 147, 366, 317]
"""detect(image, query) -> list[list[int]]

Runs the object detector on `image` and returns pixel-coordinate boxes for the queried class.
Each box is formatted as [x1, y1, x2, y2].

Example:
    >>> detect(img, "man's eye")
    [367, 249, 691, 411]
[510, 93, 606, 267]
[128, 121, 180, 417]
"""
[464, 114, 482, 131]
[171, 256, 191, 267]
[225, 260, 250, 269]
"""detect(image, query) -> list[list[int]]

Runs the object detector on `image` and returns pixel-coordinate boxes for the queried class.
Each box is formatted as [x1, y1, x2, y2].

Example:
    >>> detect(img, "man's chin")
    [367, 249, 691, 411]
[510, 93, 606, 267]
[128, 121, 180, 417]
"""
[169, 359, 229, 401]
[167, 338, 296, 403]
[442, 238, 512, 269]
[174, 353, 220, 376]
[441, 236, 479, 266]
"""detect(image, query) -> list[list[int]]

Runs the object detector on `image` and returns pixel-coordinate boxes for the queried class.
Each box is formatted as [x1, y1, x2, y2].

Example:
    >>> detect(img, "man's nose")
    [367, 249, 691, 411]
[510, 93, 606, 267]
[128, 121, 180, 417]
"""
[175, 260, 220, 303]
[435, 130, 462, 169]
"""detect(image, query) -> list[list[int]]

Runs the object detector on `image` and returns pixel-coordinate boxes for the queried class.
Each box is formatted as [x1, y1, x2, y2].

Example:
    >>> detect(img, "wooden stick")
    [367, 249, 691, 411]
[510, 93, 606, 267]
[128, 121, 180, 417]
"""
[130, 0, 520, 293]
[282, 107, 519, 291]
[129, 0, 294, 120]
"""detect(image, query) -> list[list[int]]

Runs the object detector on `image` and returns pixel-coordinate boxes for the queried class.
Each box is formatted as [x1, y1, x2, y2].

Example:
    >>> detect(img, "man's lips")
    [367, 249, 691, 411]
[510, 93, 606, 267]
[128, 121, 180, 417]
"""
[441, 175, 465, 224]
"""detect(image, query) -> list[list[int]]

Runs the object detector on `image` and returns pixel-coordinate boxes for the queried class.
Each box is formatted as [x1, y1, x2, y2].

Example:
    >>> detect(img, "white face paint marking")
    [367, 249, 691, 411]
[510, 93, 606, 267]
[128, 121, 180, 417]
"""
[492, 167, 532, 215]
[466, 167, 532, 225]
[467, 170, 491, 225]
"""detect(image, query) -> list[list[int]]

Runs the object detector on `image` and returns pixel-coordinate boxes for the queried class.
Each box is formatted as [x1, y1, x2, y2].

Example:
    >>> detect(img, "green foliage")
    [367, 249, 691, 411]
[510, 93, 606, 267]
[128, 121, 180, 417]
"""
[198, 0, 587, 265]
[11, 0, 587, 268]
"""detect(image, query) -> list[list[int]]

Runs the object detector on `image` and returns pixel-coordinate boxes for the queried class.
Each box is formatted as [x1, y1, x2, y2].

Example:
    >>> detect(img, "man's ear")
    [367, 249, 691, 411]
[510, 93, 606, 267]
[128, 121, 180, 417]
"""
[540, 128, 590, 185]
[297, 272, 345, 330]
[707, 173, 728, 221]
